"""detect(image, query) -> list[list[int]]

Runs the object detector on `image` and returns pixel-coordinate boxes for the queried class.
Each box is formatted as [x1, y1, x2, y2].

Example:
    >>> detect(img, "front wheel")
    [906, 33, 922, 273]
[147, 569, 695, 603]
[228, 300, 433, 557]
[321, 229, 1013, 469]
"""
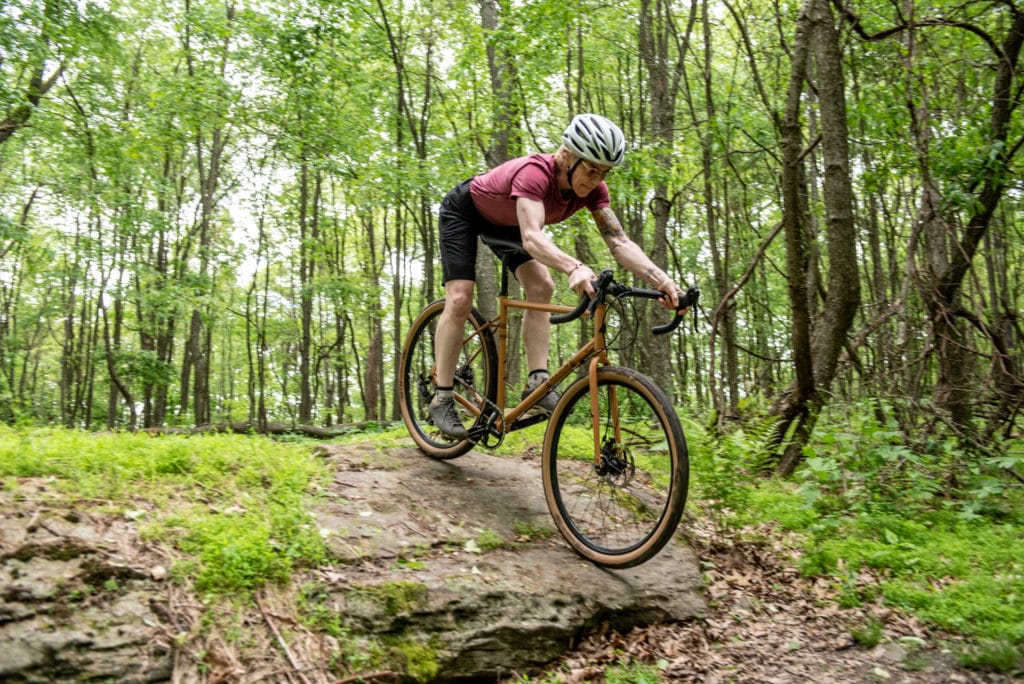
[398, 299, 498, 459]
[542, 366, 688, 568]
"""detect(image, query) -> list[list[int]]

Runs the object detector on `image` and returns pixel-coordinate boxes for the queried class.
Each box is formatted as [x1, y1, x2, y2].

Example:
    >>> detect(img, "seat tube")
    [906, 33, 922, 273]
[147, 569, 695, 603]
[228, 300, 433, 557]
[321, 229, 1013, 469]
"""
[496, 295, 509, 412]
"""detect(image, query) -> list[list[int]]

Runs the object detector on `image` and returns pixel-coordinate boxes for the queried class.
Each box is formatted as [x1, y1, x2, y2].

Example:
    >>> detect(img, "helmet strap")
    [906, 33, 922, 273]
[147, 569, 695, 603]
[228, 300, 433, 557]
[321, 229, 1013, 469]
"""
[566, 157, 583, 193]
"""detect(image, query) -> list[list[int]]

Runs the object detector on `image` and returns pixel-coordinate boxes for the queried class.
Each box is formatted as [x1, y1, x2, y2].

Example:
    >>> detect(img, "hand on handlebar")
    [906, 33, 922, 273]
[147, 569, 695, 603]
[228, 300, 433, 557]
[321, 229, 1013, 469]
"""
[568, 263, 597, 300]
[657, 277, 684, 310]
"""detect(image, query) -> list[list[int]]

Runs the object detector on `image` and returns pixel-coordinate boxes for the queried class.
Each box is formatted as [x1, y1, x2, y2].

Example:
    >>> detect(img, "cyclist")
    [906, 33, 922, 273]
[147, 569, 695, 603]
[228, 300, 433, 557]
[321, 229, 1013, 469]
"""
[430, 113, 684, 438]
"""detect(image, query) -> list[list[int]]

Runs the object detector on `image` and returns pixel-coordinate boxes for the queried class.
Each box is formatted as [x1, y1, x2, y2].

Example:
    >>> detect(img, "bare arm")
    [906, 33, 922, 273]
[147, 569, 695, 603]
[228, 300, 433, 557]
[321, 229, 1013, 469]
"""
[517, 197, 597, 298]
[593, 207, 681, 308]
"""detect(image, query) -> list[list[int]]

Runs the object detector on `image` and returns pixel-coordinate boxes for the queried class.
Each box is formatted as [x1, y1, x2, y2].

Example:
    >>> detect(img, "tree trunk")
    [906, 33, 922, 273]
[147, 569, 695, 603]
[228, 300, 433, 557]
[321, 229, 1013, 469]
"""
[638, 0, 692, 387]
[298, 163, 319, 424]
[771, 0, 815, 462]
[477, 0, 522, 378]
[180, 0, 235, 427]
[772, 0, 861, 476]
[699, 0, 739, 419]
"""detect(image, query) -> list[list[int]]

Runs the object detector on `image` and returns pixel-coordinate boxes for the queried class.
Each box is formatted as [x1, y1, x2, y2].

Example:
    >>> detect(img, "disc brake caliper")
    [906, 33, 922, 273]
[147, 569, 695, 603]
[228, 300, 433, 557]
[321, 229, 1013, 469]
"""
[596, 437, 630, 478]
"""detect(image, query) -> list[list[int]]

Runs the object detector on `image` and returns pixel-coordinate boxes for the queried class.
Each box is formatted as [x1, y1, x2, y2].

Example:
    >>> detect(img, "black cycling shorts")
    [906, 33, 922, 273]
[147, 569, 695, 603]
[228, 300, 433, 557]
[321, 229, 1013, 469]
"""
[438, 178, 533, 284]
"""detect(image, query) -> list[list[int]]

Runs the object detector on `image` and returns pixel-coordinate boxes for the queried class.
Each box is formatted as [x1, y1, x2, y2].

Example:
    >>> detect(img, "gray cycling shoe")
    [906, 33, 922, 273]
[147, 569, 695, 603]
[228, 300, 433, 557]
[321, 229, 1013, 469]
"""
[428, 395, 469, 439]
[520, 377, 560, 414]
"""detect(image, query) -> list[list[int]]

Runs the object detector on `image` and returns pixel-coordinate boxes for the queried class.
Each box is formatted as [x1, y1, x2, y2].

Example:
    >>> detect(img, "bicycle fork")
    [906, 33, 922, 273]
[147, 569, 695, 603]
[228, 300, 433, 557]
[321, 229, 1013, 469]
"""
[588, 353, 623, 469]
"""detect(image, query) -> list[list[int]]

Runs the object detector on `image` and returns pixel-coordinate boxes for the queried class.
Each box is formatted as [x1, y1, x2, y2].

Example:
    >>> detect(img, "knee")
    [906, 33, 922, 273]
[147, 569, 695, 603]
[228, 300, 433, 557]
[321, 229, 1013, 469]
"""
[443, 286, 474, 319]
[522, 271, 555, 302]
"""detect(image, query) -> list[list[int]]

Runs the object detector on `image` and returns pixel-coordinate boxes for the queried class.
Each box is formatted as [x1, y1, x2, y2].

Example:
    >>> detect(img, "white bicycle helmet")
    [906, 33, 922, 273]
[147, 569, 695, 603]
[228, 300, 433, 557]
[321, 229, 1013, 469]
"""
[562, 113, 626, 167]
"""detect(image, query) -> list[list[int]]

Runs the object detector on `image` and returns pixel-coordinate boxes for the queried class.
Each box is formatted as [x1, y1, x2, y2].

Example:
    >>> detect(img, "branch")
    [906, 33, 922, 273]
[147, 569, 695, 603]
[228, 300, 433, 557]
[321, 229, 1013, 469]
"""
[710, 220, 785, 333]
[256, 592, 313, 684]
[0, 64, 65, 144]
[832, 0, 1010, 67]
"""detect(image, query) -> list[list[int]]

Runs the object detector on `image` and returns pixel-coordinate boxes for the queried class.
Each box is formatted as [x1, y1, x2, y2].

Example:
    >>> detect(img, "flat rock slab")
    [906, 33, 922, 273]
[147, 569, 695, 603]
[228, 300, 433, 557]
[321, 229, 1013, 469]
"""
[311, 442, 706, 679]
[0, 442, 705, 682]
[0, 482, 171, 683]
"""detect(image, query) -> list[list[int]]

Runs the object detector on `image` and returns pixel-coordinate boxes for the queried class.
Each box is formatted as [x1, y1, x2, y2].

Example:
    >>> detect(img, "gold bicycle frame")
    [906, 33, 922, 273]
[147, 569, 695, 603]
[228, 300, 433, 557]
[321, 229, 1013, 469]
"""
[456, 292, 618, 465]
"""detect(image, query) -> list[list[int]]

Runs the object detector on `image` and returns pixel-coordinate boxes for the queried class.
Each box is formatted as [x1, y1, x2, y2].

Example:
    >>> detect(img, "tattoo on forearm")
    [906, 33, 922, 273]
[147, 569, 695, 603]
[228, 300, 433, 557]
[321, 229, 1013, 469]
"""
[595, 208, 626, 240]
[644, 266, 667, 286]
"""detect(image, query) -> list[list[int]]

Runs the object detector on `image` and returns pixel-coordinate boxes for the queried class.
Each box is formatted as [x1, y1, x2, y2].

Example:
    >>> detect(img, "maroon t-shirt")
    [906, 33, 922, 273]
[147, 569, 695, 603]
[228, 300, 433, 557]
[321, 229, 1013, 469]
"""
[469, 153, 610, 227]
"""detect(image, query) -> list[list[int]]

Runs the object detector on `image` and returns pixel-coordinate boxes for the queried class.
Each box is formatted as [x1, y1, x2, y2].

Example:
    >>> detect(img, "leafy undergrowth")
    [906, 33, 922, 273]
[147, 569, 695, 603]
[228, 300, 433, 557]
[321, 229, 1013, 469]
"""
[3, 417, 1021, 681]
[0, 425, 331, 596]
[666, 403, 1024, 680]
[533, 516, 1012, 683]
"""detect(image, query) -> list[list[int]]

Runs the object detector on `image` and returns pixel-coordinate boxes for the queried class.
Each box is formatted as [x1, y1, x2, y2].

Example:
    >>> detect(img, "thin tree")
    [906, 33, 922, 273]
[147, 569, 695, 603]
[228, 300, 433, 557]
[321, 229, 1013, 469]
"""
[638, 0, 695, 387]
[179, 0, 235, 427]
[770, 0, 860, 476]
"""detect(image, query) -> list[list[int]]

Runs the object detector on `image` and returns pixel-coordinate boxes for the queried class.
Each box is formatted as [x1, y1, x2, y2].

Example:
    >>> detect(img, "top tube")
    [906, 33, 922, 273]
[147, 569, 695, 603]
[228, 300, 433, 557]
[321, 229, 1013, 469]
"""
[478, 233, 698, 334]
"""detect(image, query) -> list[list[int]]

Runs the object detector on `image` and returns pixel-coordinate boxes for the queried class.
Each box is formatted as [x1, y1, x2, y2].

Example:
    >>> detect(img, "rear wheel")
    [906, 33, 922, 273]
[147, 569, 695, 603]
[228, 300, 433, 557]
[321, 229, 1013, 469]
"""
[542, 366, 688, 567]
[398, 299, 498, 459]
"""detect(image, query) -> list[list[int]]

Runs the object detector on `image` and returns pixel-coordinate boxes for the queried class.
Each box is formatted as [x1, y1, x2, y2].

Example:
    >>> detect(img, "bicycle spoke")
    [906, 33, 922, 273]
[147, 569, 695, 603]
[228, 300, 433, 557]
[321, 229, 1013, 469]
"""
[543, 366, 688, 567]
[398, 300, 497, 459]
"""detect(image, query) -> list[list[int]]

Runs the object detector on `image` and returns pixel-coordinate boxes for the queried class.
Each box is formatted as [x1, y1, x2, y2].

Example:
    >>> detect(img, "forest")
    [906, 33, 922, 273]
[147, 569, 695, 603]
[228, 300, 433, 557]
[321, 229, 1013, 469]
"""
[2, 0, 1021, 471]
[3, 0, 1024, 678]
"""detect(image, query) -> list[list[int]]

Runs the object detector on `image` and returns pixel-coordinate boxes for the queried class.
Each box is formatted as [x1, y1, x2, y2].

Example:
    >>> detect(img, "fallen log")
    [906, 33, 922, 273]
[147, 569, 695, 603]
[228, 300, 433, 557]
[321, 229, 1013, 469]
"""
[140, 421, 392, 439]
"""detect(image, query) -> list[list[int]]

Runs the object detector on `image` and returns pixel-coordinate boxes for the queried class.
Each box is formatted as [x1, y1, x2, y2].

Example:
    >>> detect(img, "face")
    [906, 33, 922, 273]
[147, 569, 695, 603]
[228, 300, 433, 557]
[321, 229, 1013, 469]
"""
[571, 157, 612, 196]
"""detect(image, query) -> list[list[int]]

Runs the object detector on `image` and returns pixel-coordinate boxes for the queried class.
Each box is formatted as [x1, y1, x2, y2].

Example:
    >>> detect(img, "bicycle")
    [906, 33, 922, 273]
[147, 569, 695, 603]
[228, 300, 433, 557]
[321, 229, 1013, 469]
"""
[398, 235, 700, 568]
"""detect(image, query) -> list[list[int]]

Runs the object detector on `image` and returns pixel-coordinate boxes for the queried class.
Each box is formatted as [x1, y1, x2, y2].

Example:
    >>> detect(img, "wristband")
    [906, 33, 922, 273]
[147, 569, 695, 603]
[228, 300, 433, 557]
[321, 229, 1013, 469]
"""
[569, 262, 585, 276]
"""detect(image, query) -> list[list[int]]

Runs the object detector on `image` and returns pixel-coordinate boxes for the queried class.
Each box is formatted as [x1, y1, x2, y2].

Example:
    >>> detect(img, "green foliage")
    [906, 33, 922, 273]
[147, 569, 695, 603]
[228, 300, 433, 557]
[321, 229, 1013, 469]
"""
[662, 400, 1023, 672]
[512, 518, 555, 541]
[686, 415, 770, 529]
[0, 426, 329, 595]
[763, 482, 1024, 661]
[755, 402, 1024, 663]
[603, 659, 667, 684]
[1, 0, 1021, 458]
[490, 421, 551, 457]
[173, 499, 326, 594]
[111, 350, 176, 387]
[297, 582, 345, 638]
[475, 527, 508, 552]
[955, 639, 1022, 674]
[793, 402, 1021, 524]
[850, 619, 884, 648]
[332, 424, 415, 448]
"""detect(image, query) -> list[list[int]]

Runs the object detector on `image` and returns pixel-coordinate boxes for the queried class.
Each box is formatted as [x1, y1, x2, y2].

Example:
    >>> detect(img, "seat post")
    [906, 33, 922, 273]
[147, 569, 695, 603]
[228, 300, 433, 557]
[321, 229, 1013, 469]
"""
[499, 259, 511, 297]
[479, 235, 524, 299]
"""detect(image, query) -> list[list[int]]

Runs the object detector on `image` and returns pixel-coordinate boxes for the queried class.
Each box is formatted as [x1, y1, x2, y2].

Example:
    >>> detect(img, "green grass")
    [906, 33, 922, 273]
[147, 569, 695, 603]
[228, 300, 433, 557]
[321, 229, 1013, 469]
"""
[0, 425, 330, 596]
[9, 409, 1016, 676]
[956, 639, 1022, 672]
[722, 481, 1024, 662]
[604, 659, 666, 683]
[331, 422, 414, 449]
[685, 406, 1024, 673]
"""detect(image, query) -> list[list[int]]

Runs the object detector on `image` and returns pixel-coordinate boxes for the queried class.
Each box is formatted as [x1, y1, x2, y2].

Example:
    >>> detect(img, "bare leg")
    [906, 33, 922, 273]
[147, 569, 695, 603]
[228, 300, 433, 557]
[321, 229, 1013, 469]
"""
[433, 279, 475, 386]
[515, 261, 555, 374]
